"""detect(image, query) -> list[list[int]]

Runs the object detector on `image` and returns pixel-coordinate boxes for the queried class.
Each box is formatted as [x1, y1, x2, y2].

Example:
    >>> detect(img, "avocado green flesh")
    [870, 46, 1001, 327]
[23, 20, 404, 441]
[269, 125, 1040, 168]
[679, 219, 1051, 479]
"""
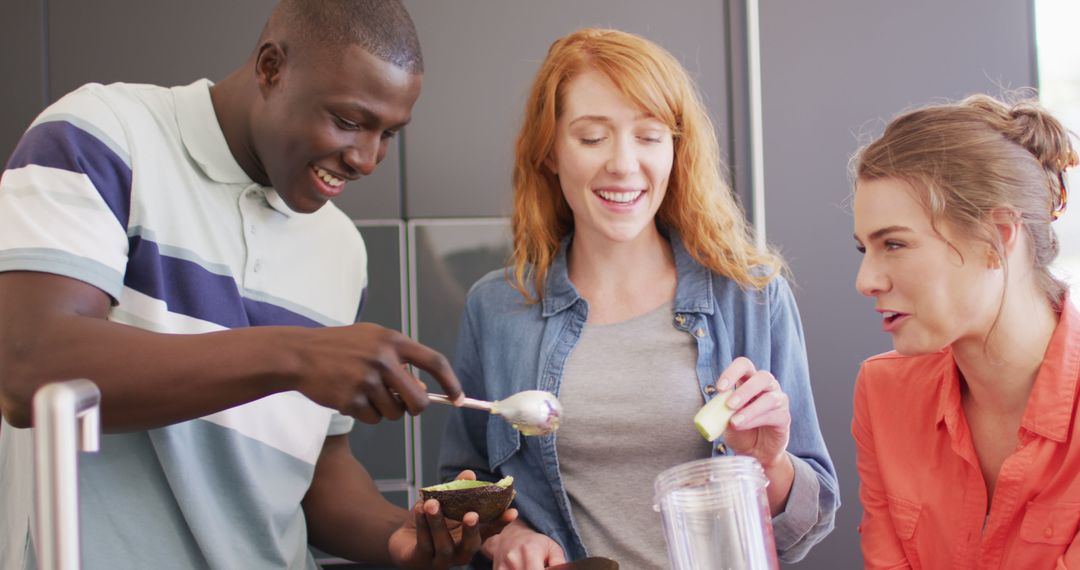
[421, 480, 490, 492]
[421, 476, 513, 492]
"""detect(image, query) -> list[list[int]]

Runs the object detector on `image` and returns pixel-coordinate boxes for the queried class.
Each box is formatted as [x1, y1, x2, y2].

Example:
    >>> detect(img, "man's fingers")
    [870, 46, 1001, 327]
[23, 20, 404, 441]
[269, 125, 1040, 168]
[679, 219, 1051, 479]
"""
[423, 499, 456, 561]
[414, 500, 435, 558]
[346, 393, 381, 424]
[382, 356, 427, 414]
[363, 368, 411, 420]
[454, 513, 482, 563]
[397, 339, 463, 404]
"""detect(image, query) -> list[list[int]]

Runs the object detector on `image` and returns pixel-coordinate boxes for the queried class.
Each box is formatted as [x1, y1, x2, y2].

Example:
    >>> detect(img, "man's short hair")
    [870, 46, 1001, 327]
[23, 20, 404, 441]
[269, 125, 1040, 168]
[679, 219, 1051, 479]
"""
[278, 0, 423, 73]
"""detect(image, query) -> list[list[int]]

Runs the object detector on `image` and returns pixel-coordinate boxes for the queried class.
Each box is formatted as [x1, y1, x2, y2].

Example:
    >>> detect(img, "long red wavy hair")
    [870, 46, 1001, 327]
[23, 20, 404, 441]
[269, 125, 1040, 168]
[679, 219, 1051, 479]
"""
[510, 28, 782, 302]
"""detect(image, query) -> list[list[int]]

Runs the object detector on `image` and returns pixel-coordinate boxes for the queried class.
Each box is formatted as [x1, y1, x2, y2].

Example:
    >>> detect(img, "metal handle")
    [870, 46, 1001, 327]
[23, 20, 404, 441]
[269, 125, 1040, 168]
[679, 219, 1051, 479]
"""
[426, 393, 494, 412]
[33, 379, 102, 570]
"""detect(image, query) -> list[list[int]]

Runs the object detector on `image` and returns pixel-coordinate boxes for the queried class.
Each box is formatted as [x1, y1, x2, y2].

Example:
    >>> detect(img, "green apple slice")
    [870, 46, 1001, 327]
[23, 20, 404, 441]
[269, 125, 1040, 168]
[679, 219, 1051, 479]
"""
[693, 390, 735, 441]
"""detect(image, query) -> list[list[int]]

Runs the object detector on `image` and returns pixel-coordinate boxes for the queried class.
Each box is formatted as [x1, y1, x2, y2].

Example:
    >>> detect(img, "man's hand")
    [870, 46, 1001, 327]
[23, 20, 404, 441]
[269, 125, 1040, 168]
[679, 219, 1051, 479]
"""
[481, 519, 565, 570]
[290, 322, 464, 424]
[0, 273, 464, 432]
[389, 470, 517, 569]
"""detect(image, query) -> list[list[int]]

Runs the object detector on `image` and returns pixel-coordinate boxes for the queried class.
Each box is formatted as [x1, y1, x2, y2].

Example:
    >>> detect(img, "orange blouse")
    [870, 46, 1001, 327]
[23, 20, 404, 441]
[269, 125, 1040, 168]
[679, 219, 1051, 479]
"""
[853, 301, 1080, 569]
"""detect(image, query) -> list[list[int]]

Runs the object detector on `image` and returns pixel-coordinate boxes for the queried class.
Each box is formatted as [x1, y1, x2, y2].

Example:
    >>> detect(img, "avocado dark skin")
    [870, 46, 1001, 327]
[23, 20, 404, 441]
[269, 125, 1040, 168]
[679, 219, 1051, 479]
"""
[420, 480, 516, 523]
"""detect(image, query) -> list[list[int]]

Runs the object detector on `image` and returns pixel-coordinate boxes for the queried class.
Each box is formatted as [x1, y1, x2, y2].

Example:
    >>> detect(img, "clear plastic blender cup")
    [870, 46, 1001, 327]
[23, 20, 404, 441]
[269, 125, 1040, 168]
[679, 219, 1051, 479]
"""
[653, 456, 779, 570]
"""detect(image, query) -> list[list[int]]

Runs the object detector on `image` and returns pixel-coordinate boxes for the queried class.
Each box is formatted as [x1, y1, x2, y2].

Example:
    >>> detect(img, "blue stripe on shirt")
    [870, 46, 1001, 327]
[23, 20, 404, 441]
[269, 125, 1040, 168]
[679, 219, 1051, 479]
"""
[125, 235, 322, 329]
[355, 287, 367, 323]
[6, 121, 132, 229]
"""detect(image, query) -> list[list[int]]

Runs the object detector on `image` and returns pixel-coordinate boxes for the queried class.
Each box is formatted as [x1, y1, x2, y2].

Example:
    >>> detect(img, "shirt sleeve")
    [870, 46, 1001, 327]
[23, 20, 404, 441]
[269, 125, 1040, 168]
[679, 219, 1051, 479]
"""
[853, 362, 913, 569]
[327, 413, 355, 437]
[0, 85, 131, 301]
[764, 275, 841, 562]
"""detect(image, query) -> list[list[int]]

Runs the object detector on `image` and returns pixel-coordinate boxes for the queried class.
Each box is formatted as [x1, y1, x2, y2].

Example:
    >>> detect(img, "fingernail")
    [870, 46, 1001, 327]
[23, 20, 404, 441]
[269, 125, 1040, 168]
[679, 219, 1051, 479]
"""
[717, 379, 730, 391]
[726, 396, 741, 408]
[731, 414, 743, 426]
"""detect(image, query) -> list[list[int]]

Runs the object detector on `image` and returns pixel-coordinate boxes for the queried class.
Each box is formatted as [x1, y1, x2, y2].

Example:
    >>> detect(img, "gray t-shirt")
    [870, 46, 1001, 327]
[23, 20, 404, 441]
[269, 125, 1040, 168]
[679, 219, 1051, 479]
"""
[556, 301, 708, 568]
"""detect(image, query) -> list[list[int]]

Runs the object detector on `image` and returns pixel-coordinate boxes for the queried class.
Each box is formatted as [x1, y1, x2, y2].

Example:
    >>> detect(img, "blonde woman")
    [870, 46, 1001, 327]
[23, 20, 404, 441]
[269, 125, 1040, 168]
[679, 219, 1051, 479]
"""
[439, 28, 838, 569]
[852, 95, 1079, 568]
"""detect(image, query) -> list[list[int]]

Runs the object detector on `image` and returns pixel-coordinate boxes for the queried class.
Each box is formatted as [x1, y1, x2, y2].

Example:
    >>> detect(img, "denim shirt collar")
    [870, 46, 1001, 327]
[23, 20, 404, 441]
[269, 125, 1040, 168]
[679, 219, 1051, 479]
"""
[540, 229, 715, 318]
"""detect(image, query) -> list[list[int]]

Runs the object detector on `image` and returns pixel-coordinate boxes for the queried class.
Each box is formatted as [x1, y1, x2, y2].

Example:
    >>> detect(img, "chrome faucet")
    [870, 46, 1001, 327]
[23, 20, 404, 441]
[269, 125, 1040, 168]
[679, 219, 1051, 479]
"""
[33, 379, 101, 570]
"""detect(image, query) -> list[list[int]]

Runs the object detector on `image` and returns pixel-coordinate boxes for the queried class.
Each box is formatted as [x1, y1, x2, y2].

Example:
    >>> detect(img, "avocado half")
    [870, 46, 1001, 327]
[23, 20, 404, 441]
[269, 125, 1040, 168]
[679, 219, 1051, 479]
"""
[419, 476, 515, 522]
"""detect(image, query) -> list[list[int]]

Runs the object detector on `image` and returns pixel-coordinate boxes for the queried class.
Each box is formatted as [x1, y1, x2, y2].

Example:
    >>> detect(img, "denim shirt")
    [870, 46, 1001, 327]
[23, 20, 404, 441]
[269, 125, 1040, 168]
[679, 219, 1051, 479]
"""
[438, 233, 839, 564]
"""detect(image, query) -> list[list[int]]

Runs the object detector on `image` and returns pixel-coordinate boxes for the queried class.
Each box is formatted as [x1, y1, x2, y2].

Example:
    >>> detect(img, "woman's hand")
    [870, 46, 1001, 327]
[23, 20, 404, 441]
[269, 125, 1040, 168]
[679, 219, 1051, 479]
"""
[482, 519, 566, 570]
[715, 357, 791, 467]
[714, 357, 796, 514]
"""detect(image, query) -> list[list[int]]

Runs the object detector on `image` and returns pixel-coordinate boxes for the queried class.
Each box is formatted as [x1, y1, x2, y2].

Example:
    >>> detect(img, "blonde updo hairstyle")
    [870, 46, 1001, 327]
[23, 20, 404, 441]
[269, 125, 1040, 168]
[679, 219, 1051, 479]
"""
[509, 28, 781, 303]
[853, 94, 1077, 311]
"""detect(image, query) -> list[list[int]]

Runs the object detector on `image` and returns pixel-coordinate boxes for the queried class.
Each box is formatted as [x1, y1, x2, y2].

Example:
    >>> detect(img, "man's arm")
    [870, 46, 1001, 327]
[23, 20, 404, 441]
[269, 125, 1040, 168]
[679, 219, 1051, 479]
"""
[0, 271, 462, 431]
[304, 435, 515, 568]
[302, 435, 409, 564]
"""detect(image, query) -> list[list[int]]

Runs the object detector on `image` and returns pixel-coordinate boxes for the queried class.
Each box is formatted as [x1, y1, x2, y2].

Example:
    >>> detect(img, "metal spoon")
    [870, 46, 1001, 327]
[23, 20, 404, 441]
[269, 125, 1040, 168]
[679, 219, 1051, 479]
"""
[546, 557, 619, 570]
[428, 390, 563, 436]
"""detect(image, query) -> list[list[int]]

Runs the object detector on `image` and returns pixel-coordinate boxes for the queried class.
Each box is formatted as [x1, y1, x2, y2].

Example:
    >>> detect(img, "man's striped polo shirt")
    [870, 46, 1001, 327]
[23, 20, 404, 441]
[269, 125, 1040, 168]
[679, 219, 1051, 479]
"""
[0, 79, 366, 569]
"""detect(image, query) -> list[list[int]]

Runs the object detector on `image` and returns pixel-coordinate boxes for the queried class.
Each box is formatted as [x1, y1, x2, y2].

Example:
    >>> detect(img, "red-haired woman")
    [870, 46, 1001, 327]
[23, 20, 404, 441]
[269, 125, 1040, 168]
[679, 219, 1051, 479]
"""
[439, 28, 838, 569]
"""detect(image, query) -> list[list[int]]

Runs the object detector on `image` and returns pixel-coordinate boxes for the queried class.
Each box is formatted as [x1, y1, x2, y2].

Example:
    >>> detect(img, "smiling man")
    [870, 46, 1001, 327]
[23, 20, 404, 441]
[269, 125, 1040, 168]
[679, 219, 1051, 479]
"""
[0, 1, 513, 569]
[217, 0, 423, 214]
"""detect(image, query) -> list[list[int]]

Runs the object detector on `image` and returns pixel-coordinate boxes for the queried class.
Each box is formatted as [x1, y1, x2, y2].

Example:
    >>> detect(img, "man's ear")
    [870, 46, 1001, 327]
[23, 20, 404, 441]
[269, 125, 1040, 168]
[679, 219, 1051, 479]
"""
[255, 41, 287, 95]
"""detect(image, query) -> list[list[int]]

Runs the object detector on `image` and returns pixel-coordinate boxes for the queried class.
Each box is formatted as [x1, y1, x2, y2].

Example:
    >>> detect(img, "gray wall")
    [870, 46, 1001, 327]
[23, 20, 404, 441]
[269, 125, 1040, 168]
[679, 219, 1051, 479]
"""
[0, 1, 1037, 568]
[0, 0, 45, 167]
[401, 0, 733, 217]
[759, 1, 1036, 568]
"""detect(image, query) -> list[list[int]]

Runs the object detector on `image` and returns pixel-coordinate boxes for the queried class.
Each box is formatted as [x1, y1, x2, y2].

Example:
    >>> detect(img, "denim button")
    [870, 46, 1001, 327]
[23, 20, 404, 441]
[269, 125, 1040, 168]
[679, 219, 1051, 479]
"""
[704, 384, 717, 395]
[716, 443, 727, 454]
[694, 328, 706, 338]
[674, 313, 687, 325]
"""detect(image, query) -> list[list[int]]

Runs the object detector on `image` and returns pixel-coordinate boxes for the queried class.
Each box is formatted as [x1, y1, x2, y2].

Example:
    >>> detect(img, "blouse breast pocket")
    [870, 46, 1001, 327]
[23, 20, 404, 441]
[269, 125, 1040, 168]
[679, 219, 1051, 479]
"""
[1020, 501, 1080, 546]
[887, 494, 923, 569]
